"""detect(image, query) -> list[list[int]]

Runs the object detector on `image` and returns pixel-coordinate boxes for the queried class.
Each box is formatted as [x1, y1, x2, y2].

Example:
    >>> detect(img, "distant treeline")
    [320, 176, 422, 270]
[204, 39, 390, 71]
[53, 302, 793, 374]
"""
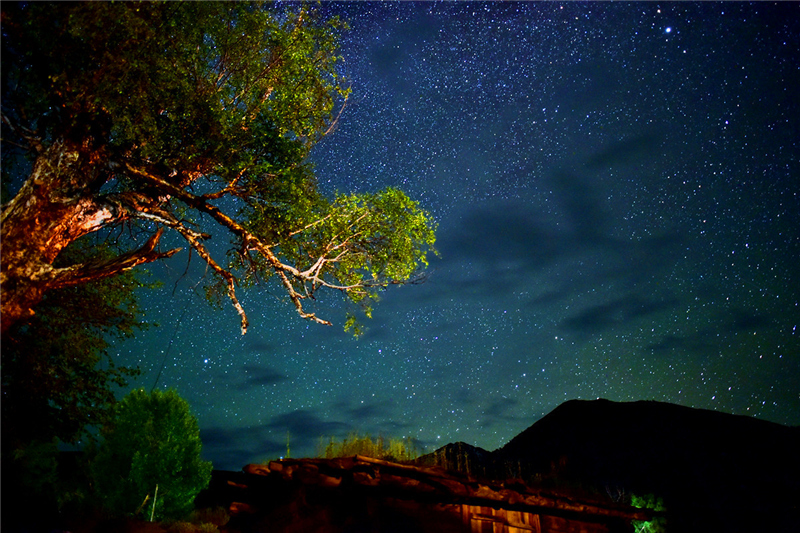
[316, 432, 420, 462]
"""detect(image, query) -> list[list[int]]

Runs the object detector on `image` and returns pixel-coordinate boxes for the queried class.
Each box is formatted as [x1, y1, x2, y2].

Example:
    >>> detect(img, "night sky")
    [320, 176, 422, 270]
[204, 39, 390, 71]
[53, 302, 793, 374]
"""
[115, 2, 800, 470]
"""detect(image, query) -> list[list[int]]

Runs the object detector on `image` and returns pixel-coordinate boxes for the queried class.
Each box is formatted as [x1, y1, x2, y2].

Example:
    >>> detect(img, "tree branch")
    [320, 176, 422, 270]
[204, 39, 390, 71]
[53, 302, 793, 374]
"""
[1, 111, 44, 153]
[123, 162, 341, 328]
[171, 222, 251, 335]
[49, 228, 180, 289]
[322, 90, 349, 138]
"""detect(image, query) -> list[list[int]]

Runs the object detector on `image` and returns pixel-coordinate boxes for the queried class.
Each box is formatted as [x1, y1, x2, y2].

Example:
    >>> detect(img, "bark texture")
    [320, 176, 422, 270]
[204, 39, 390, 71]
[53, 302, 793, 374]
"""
[1, 141, 177, 332]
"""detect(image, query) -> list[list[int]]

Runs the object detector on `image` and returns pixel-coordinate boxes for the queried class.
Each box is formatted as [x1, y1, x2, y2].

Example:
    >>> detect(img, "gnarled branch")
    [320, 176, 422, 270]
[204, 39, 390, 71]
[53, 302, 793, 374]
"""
[50, 228, 180, 289]
[122, 163, 396, 329]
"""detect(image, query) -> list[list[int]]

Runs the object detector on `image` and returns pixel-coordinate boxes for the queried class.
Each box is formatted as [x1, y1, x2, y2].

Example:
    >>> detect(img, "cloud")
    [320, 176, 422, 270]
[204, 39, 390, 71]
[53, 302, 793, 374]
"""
[479, 396, 520, 429]
[646, 307, 776, 358]
[547, 170, 612, 242]
[326, 398, 410, 435]
[728, 308, 773, 332]
[348, 401, 395, 422]
[200, 425, 282, 470]
[452, 387, 479, 406]
[264, 409, 349, 442]
[646, 333, 717, 357]
[428, 195, 686, 314]
[201, 408, 353, 468]
[560, 294, 678, 335]
[244, 338, 278, 354]
[583, 133, 662, 171]
[232, 364, 289, 391]
[442, 200, 568, 270]
[324, 398, 417, 438]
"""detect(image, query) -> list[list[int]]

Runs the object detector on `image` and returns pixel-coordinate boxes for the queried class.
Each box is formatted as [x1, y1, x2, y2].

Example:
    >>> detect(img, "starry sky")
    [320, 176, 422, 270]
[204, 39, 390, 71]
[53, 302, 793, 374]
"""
[115, 2, 800, 470]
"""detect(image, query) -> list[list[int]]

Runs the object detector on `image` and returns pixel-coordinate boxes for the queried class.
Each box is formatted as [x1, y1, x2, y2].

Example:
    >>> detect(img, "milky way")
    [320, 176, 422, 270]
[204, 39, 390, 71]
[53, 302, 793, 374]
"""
[116, 2, 800, 469]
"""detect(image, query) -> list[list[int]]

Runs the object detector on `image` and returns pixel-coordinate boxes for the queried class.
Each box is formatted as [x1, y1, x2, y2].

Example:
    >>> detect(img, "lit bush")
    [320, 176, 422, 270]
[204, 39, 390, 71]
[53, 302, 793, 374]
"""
[631, 493, 667, 533]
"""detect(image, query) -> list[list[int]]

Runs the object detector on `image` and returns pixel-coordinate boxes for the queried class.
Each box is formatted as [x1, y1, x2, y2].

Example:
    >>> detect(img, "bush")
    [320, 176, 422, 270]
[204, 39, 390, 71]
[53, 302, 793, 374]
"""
[631, 493, 667, 533]
[91, 388, 213, 520]
[190, 506, 230, 528]
[166, 522, 198, 533]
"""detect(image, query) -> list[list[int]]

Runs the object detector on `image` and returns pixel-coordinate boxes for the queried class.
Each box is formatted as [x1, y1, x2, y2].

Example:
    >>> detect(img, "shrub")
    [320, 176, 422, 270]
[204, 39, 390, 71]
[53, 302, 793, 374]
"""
[166, 522, 197, 533]
[190, 506, 230, 528]
[631, 493, 667, 533]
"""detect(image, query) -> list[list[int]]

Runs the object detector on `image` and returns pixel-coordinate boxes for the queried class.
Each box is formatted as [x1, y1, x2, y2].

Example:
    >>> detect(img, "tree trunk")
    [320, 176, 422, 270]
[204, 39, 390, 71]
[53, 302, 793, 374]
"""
[1, 140, 175, 333]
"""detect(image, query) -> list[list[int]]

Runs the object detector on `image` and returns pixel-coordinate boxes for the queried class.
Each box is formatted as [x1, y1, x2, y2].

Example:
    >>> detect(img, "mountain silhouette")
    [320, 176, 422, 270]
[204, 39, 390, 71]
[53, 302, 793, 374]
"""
[421, 399, 800, 532]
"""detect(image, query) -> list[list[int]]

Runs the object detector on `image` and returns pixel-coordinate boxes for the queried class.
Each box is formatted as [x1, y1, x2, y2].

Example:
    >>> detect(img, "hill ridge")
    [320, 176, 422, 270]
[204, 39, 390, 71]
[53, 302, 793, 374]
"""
[418, 398, 800, 533]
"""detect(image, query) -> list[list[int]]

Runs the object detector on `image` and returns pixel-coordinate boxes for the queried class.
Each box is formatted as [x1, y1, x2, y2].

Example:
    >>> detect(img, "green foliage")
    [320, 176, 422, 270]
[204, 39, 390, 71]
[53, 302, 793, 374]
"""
[317, 432, 421, 462]
[9, 438, 60, 498]
[316, 188, 437, 286]
[240, 185, 437, 333]
[91, 389, 212, 521]
[2, 0, 435, 349]
[3, 2, 348, 170]
[631, 493, 667, 533]
[3, 1, 434, 334]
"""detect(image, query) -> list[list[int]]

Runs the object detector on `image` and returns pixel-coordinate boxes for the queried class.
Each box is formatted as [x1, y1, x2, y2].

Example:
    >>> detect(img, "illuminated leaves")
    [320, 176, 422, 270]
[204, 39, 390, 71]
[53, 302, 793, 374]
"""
[2, 2, 435, 334]
[4, 2, 348, 178]
[238, 186, 437, 329]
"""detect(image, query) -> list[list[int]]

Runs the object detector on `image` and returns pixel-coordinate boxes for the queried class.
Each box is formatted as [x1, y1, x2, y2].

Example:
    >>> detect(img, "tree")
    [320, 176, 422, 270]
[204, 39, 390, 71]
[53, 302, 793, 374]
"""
[1, 239, 147, 448]
[1, 2, 436, 336]
[91, 388, 213, 521]
[0, 244, 149, 530]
